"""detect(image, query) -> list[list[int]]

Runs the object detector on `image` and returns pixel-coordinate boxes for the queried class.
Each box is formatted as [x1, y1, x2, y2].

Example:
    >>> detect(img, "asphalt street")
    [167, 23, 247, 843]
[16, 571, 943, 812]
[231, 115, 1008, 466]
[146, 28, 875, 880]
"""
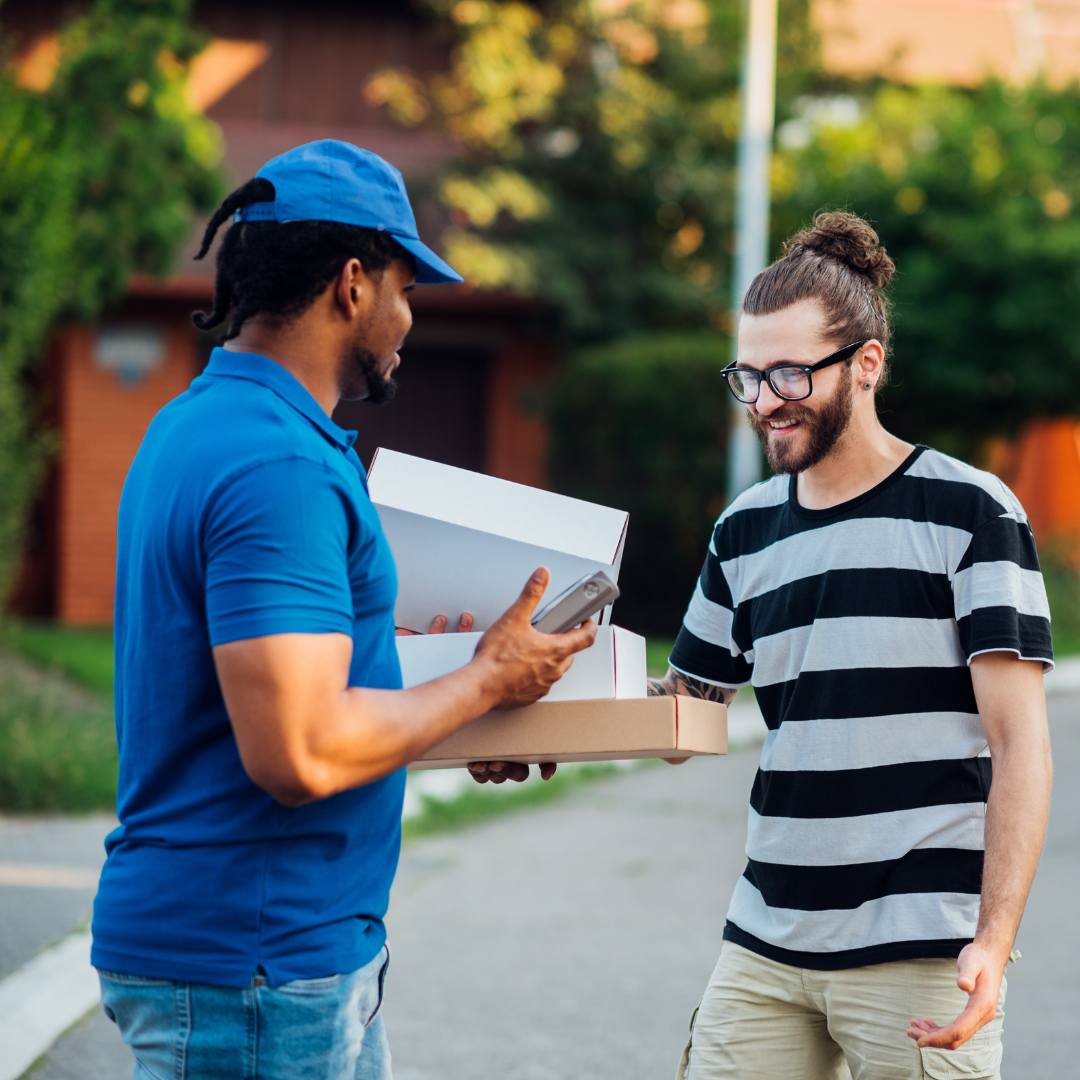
[5, 697, 1079, 1080]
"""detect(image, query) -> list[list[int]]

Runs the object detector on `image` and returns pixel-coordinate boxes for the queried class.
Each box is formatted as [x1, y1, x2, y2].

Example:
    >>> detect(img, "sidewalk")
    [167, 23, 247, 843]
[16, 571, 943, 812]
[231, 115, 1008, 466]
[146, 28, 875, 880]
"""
[6, 693, 1080, 1079]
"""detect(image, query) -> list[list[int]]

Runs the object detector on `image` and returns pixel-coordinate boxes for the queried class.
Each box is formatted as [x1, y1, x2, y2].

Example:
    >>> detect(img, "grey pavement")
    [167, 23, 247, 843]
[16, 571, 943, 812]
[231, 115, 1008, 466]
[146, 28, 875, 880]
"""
[9, 698, 1080, 1079]
[0, 815, 110, 980]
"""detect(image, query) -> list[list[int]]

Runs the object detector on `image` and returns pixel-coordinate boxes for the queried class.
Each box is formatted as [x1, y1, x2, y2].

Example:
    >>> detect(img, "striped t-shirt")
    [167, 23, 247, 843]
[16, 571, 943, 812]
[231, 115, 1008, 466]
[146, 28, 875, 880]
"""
[669, 445, 1053, 970]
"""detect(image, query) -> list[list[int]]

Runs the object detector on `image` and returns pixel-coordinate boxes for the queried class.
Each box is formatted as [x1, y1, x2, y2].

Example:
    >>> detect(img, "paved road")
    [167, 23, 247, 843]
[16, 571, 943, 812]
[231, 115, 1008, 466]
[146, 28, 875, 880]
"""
[0, 815, 109, 980]
[7, 698, 1080, 1079]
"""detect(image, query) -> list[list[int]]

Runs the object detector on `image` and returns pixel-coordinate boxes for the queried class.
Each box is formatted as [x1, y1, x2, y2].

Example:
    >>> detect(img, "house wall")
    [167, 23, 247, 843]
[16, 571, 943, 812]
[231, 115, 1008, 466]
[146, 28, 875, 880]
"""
[26, 294, 557, 627]
[193, 1, 447, 129]
[52, 317, 201, 626]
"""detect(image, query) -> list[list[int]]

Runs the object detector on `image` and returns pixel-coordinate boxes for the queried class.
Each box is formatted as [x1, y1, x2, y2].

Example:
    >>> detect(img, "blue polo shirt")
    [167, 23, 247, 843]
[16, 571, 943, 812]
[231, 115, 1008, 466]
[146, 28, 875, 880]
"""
[91, 349, 404, 989]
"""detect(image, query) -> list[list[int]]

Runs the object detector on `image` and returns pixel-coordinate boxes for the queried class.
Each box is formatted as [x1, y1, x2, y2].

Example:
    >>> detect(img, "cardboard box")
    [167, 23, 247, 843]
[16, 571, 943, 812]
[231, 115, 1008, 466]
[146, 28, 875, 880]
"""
[409, 696, 727, 770]
[367, 449, 628, 633]
[396, 626, 647, 702]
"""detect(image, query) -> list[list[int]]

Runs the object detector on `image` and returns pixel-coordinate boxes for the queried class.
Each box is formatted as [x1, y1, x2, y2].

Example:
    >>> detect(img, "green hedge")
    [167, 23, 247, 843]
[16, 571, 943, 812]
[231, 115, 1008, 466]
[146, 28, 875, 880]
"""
[0, 620, 114, 695]
[0, 677, 117, 811]
[548, 332, 731, 637]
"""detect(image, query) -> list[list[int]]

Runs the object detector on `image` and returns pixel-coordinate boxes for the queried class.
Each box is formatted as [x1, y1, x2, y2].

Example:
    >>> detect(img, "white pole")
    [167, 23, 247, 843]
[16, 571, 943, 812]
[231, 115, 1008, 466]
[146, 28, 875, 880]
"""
[726, 0, 779, 500]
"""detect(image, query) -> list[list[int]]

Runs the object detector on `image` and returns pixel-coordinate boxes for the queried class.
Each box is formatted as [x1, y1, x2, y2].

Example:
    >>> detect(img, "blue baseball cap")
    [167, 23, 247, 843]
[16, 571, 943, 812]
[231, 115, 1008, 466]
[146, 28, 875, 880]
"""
[235, 140, 463, 285]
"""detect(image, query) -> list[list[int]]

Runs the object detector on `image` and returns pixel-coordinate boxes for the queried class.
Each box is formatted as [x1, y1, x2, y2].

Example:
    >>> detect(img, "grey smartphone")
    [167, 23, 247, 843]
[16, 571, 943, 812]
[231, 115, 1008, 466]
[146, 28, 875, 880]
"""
[530, 571, 620, 634]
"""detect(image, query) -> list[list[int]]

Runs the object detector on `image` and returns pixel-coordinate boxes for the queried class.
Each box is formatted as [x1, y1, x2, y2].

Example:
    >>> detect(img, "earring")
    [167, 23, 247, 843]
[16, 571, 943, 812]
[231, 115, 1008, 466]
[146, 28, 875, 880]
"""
[863, 382, 872, 390]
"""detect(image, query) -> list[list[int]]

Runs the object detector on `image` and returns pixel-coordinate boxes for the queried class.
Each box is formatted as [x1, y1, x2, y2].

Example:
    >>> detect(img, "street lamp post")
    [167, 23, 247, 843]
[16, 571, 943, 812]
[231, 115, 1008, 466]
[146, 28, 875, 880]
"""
[726, 0, 779, 500]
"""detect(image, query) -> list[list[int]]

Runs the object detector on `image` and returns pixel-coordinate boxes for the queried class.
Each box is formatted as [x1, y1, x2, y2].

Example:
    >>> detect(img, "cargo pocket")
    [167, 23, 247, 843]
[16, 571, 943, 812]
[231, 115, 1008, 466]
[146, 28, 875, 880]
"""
[675, 1000, 701, 1080]
[919, 1031, 1001, 1079]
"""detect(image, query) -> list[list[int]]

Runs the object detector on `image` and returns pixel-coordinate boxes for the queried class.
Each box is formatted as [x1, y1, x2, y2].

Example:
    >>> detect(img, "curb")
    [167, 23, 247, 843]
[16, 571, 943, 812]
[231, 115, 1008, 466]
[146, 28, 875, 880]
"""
[0, 931, 100, 1080]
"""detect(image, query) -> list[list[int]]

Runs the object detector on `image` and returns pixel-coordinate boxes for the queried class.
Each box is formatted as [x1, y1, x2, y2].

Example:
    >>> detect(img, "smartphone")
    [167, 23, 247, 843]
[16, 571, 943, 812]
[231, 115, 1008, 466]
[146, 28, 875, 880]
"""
[530, 571, 620, 634]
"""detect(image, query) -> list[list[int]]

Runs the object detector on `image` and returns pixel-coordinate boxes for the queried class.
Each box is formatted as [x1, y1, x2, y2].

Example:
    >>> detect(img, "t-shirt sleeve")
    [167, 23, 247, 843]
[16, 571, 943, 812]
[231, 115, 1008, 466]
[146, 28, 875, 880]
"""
[952, 511, 1054, 669]
[203, 457, 356, 646]
[668, 528, 754, 688]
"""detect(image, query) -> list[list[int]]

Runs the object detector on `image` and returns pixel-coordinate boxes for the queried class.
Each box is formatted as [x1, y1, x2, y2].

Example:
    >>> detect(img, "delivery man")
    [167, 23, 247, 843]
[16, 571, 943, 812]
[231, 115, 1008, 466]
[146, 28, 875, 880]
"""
[648, 211, 1053, 1080]
[90, 140, 594, 1080]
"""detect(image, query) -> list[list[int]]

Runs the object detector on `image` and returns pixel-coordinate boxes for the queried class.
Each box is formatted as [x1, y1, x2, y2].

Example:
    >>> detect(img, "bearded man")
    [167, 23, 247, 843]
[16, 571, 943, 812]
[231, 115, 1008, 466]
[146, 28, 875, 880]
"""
[650, 211, 1053, 1080]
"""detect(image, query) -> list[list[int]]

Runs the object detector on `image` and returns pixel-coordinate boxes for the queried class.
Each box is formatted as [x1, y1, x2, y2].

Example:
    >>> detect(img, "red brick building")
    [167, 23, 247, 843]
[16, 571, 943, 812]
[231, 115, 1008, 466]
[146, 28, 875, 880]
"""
[7, 1, 559, 625]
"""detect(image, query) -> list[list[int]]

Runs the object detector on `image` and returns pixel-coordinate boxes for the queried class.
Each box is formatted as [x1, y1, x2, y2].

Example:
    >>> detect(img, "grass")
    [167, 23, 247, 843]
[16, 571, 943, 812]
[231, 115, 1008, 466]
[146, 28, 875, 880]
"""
[646, 637, 675, 677]
[0, 618, 676, 818]
[1039, 546, 1080, 658]
[0, 620, 114, 695]
[0, 672, 118, 812]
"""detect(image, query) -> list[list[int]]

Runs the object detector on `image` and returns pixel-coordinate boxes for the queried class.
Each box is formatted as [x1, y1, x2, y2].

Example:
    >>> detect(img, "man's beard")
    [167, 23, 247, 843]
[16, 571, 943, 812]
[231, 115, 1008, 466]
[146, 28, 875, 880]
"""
[340, 343, 397, 406]
[750, 367, 853, 475]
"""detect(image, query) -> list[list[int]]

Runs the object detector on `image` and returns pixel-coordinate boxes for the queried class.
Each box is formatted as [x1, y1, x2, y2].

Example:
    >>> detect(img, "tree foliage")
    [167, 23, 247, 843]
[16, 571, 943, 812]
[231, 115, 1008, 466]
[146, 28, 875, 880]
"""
[548, 332, 730, 635]
[0, 0, 224, 608]
[366, 0, 815, 342]
[773, 81, 1080, 460]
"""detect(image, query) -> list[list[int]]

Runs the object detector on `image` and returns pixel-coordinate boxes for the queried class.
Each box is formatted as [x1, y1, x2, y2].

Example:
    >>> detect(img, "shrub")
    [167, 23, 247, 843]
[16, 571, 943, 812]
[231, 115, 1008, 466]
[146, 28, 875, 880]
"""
[1039, 540, 1080, 657]
[547, 331, 730, 637]
[0, 674, 117, 811]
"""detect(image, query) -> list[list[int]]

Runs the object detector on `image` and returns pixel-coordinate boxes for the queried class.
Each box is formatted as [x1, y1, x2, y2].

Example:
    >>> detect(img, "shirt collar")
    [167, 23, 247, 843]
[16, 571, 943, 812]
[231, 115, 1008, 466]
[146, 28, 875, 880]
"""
[204, 348, 358, 452]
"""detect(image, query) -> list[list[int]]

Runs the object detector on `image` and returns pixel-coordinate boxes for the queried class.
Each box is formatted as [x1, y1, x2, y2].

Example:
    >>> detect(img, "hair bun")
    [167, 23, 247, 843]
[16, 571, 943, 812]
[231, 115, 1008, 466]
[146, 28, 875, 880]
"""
[786, 211, 896, 291]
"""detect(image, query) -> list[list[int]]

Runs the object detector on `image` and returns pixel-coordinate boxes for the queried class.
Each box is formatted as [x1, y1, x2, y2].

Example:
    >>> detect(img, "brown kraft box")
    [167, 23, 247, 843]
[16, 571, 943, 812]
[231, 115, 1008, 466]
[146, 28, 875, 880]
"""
[409, 696, 727, 770]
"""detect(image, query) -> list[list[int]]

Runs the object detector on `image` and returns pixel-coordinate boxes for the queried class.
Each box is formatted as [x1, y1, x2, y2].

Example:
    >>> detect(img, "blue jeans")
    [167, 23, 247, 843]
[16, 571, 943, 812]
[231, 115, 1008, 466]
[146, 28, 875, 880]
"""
[98, 945, 391, 1080]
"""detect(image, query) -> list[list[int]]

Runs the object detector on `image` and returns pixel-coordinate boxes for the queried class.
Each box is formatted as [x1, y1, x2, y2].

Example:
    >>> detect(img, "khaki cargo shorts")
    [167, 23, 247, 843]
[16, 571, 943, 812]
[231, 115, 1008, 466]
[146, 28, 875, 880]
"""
[676, 942, 1006, 1080]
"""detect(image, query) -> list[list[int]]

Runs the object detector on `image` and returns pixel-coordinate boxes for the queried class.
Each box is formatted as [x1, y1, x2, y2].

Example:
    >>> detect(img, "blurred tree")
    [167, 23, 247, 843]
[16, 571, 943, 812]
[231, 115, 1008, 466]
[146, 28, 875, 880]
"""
[548, 332, 729, 635]
[772, 81, 1080, 461]
[366, 0, 816, 343]
[365, 0, 815, 633]
[0, 0, 224, 609]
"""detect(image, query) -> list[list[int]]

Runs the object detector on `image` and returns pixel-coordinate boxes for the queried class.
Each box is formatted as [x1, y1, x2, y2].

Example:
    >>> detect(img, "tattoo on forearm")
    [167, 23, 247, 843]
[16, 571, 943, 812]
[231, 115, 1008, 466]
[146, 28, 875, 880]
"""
[647, 668, 737, 704]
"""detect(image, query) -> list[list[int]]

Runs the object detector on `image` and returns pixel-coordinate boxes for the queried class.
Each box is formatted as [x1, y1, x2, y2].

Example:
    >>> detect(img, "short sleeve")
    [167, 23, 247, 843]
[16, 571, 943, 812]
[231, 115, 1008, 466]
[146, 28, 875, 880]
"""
[668, 529, 754, 688]
[952, 512, 1054, 669]
[203, 457, 356, 646]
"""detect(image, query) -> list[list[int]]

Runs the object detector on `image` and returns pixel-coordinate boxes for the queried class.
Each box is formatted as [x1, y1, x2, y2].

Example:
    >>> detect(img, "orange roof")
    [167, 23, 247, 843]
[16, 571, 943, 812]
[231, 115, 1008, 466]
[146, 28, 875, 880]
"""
[815, 0, 1080, 84]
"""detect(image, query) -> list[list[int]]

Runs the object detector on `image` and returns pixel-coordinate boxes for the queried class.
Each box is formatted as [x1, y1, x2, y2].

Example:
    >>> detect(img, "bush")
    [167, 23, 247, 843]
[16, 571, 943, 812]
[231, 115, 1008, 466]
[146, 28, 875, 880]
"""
[773, 81, 1080, 459]
[1039, 540, 1080, 657]
[0, 620, 114, 695]
[0, 674, 117, 811]
[547, 332, 730, 637]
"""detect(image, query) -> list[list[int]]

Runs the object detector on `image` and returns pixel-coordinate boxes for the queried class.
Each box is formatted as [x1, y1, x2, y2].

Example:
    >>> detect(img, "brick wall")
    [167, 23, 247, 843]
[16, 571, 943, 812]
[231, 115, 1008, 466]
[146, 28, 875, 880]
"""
[54, 320, 198, 626]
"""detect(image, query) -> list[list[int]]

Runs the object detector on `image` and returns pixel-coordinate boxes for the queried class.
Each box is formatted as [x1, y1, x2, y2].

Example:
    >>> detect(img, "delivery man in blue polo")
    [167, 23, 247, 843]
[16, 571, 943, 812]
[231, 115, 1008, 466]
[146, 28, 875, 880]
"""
[90, 140, 595, 1079]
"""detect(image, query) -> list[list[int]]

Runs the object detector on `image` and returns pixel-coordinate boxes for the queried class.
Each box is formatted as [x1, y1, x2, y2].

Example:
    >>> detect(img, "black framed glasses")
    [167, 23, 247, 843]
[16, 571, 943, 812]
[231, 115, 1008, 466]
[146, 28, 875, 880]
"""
[721, 340, 867, 404]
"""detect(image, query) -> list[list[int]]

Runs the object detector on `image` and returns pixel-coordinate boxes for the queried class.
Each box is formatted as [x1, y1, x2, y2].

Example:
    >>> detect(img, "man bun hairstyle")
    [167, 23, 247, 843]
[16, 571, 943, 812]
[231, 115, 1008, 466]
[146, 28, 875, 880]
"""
[192, 177, 415, 340]
[743, 210, 896, 374]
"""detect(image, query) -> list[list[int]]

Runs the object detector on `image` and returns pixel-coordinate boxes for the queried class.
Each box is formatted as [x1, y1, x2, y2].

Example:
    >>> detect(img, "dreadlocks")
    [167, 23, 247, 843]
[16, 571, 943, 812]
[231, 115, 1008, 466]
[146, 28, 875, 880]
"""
[192, 177, 414, 339]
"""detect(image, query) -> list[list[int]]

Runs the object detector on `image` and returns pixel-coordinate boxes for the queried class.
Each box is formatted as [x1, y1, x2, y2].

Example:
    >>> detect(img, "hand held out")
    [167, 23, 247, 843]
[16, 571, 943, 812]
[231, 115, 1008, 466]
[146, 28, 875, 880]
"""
[906, 942, 1003, 1051]
[468, 567, 597, 785]
[473, 567, 597, 710]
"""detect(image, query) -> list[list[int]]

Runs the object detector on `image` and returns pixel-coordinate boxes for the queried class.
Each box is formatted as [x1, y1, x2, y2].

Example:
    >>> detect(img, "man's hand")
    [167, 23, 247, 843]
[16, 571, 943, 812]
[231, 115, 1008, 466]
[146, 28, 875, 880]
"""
[906, 651, 1050, 1051]
[396, 613, 474, 636]
[465, 567, 597, 786]
[907, 941, 1004, 1049]
[213, 570, 595, 806]
[472, 568, 597, 708]
[468, 761, 557, 784]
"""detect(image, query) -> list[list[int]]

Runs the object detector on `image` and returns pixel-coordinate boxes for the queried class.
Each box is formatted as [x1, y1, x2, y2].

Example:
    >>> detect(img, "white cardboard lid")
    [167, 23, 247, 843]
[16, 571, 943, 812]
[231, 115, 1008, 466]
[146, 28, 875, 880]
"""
[368, 448, 627, 565]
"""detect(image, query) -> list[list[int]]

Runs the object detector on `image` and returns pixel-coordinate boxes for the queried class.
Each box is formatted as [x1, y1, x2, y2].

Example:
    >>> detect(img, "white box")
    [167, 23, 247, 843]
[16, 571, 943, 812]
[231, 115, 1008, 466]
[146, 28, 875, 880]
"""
[367, 449, 628, 633]
[396, 626, 647, 702]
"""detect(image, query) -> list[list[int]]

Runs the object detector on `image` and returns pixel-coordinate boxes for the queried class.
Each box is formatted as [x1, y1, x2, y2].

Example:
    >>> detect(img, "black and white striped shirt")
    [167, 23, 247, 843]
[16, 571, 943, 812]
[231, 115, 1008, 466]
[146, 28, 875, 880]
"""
[670, 445, 1053, 970]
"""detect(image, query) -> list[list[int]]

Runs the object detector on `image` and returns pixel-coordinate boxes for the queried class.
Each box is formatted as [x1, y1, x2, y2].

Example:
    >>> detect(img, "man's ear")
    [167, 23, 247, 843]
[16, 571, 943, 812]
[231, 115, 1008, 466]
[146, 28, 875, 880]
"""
[857, 340, 886, 383]
[334, 258, 369, 321]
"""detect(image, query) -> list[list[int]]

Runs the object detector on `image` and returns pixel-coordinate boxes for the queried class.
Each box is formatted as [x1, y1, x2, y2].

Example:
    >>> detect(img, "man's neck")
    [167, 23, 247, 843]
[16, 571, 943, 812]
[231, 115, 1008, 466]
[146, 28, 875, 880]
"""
[225, 320, 341, 417]
[795, 416, 915, 511]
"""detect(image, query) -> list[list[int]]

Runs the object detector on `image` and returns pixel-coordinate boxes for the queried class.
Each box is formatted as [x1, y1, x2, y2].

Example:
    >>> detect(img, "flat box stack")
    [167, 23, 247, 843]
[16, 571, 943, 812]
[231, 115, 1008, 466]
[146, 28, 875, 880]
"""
[366, 449, 726, 769]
